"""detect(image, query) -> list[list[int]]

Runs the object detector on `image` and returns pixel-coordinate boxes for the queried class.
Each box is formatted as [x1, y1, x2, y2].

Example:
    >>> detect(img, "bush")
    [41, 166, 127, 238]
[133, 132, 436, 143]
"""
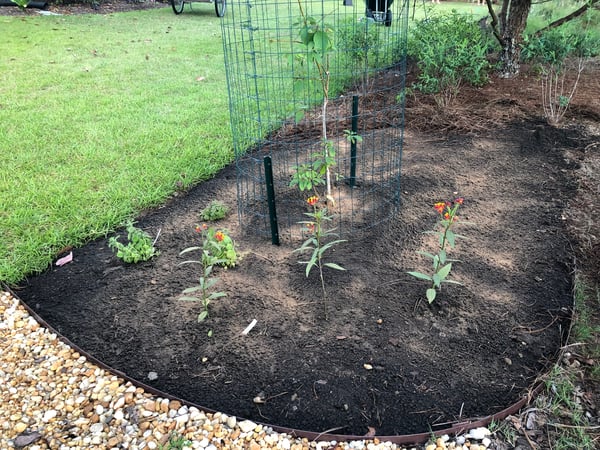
[520, 28, 597, 125]
[407, 12, 492, 106]
[522, 28, 600, 65]
[337, 18, 382, 68]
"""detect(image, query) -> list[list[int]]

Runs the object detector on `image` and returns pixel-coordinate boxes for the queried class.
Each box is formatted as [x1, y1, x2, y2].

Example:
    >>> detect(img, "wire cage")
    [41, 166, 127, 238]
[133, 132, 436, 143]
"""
[221, 0, 409, 244]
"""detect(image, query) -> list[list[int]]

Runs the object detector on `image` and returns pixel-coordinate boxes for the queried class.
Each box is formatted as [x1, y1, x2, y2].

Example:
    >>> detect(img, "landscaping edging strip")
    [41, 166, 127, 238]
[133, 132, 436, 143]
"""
[2, 284, 545, 447]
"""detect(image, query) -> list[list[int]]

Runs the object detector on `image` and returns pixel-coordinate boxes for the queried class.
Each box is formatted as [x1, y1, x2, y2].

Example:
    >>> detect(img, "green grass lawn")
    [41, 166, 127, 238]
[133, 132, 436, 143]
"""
[0, 7, 233, 284]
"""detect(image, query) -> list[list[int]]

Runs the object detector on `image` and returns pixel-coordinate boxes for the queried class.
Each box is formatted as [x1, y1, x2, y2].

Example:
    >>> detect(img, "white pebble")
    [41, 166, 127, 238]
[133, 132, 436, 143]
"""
[238, 419, 257, 433]
[226, 416, 237, 429]
[466, 427, 490, 440]
[42, 410, 57, 422]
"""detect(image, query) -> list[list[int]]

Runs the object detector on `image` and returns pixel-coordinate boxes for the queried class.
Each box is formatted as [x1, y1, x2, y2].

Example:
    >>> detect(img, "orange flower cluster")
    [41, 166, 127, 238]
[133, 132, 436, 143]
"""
[307, 196, 319, 206]
[214, 231, 225, 242]
[195, 223, 208, 233]
[434, 197, 464, 215]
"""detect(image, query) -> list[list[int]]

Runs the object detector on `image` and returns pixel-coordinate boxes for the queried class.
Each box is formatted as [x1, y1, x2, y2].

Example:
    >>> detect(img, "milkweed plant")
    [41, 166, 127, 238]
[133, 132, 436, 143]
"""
[294, 196, 346, 319]
[408, 197, 465, 304]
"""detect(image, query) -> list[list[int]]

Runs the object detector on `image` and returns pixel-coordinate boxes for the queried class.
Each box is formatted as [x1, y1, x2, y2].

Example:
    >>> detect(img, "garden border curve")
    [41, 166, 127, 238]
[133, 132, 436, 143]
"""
[5, 284, 546, 445]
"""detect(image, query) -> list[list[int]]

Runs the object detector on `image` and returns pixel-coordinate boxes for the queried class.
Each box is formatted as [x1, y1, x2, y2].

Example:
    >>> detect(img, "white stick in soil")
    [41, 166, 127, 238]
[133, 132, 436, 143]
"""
[241, 319, 257, 335]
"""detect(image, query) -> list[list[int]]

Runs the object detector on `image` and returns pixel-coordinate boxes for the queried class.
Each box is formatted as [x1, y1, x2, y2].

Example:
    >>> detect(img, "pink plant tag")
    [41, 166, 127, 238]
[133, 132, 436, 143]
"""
[55, 252, 73, 267]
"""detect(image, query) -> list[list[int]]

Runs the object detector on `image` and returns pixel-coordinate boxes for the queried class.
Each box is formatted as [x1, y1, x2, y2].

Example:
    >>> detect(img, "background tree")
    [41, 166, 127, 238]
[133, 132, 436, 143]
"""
[485, 0, 599, 77]
[486, 0, 532, 78]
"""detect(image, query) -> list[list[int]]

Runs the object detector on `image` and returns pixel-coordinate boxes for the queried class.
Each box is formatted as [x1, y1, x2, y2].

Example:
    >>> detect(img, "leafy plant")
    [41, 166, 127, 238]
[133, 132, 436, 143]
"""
[159, 432, 192, 450]
[407, 12, 491, 107]
[108, 220, 159, 264]
[521, 28, 597, 125]
[408, 198, 464, 304]
[294, 196, 346, 319]
[200, 200, 229, 222]
[292, 1, 336, 200]
[179, 224, 232, 326]
[10, 0, 29, 10]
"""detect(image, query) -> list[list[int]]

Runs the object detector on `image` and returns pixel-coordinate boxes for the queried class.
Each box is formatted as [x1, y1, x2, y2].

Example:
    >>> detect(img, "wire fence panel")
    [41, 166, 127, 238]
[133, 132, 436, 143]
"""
[221, 0, 409, 243]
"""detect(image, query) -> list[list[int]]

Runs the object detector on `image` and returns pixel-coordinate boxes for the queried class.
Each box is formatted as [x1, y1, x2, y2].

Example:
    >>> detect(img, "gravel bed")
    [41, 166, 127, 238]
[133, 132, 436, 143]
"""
[1, 291, 494, 450]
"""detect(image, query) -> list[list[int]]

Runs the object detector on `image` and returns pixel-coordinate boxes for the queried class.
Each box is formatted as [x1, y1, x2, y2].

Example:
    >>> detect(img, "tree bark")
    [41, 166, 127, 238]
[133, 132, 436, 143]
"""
[498, 0, 532, 78]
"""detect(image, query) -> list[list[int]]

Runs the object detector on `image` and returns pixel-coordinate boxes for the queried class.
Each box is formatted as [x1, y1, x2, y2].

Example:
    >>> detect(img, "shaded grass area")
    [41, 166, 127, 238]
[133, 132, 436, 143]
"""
[0, 8, 232, 283]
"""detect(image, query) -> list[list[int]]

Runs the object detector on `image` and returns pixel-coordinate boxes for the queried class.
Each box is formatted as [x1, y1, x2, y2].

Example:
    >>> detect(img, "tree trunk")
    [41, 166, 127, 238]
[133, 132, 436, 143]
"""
[498, 0, 532, 78]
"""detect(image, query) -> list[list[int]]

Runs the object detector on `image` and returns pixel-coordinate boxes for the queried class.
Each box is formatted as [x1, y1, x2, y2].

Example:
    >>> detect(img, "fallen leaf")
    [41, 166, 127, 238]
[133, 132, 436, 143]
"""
[55, 251, 73, 267]
[364, 426, 377, 437]
[363, 363, 373, 370]
[196, 76, 206, 82]
[14, 431, 42, 448]
[336, 335, 347, 340]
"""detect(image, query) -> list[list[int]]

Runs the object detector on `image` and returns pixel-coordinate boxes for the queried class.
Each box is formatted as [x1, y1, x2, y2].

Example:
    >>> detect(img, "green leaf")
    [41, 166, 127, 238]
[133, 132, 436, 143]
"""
[324, 262, 345, 271]
[426, 288, 437, 303]
[407, 271, 432, 281]
[446, 230, 456, 248]
[313, 30, 330, 53]
[179, 296, 200, 302]
[442, 279, 462, 285]
[182, 286, 202, 294]
[299, 25, 312, 46]
[416, 250, 436, 260]
[437, 263, 453, 280]
[198, 310, 208, 322]
[208, 292, 227, 300]
[439, 249, 446, 264]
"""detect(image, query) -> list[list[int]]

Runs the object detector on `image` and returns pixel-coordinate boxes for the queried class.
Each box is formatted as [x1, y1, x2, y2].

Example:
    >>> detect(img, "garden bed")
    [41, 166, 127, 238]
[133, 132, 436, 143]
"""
[14, 65, 600, 437]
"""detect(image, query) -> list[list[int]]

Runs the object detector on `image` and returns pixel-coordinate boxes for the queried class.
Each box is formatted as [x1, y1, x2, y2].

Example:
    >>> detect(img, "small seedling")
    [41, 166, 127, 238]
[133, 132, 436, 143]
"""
[108, 220, 159, 263]
[200, 200, 229, 221]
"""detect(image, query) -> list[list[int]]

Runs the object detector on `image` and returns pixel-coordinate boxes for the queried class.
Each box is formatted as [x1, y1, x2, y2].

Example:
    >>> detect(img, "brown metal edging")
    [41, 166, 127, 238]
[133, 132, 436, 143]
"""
[4, 284, 544, 445]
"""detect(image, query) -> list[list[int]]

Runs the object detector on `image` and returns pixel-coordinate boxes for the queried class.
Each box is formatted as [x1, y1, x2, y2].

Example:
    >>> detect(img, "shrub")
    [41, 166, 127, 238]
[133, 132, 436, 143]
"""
[521, 27, 598, 125]
[407, 12, 492, 107]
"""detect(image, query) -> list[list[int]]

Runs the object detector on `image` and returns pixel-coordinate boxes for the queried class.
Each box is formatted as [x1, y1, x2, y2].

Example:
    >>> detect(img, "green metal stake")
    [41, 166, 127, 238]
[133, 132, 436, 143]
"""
[263, 156, 280, 246]
[350, 95, 359, 188]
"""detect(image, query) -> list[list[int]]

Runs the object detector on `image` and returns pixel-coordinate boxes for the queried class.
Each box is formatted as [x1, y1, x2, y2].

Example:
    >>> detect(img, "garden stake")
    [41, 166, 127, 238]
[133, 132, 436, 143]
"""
[350, 95, 359, 188]
[263, 156, 280, 245]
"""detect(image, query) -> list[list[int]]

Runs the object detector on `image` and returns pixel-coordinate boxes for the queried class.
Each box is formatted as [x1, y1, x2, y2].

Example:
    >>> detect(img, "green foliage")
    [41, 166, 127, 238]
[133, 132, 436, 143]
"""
[522, 28, 600, 66]
[337, 18, 382, 67]
[407, 198, 464, 304]
[179, 225, 235, 327]
[10, 0, 29, 9]
[294, 196, 345, 319]
[159, 433, 192, 450]
[521, 27, 596, 125]
[407, 12, 491, 106]
[200, 200, 229, 222]
[290, 140, 336, 194]
[108, 220, 158, 264]
[1, 11, 232, 285]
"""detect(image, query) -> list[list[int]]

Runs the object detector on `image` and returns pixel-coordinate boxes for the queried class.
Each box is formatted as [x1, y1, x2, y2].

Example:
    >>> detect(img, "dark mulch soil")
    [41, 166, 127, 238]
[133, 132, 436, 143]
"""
[14, 59, 600, 437]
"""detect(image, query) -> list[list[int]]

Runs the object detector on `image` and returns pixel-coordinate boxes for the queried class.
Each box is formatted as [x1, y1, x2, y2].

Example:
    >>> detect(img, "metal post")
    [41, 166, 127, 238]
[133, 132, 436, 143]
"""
[350, 95, 359, 188]
[263, 156, 280, 245]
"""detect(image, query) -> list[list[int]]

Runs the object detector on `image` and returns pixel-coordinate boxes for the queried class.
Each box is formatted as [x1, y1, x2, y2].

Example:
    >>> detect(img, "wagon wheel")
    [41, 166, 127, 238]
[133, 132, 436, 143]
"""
[215, 0, 226, 17]
[171, 0, 185, 15]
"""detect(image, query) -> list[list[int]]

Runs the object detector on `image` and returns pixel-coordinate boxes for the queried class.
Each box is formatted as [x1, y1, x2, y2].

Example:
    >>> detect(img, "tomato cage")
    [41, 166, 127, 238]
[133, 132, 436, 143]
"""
[220, 0, 409, 244]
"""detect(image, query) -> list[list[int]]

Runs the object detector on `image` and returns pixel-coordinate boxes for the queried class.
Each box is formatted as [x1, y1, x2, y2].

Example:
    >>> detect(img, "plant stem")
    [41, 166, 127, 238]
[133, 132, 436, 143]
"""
[318, 259, 328, 320]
